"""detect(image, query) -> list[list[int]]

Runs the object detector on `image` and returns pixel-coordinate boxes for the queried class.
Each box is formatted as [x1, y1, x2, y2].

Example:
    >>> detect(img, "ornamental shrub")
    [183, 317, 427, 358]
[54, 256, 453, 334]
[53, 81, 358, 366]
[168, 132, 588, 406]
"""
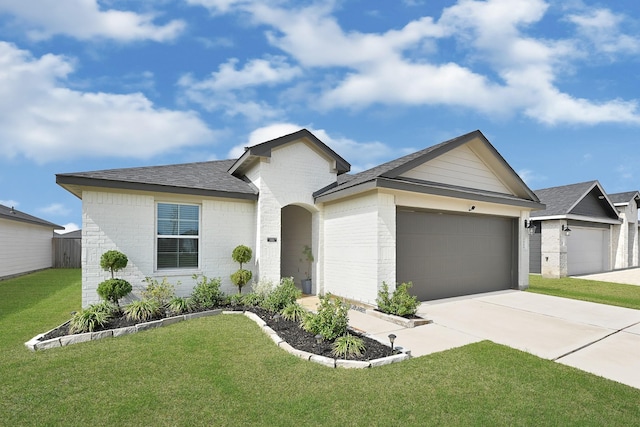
[263, 277, 301, 313]
[376, 282, 420, 317]
[281, 302, 306, 322]
[231, 245, 252, 294]
[69, 302, 115, 334]
[301, 294, 349, 341]
[141, 277, 176, 307]
[191, 274, 225, 309]
[99, 250, 128, 278]
[97, 278, 132, 307]
[167, 296, 195, 316]
[332, 334, 365, 358]
[124, 299, 161, 322]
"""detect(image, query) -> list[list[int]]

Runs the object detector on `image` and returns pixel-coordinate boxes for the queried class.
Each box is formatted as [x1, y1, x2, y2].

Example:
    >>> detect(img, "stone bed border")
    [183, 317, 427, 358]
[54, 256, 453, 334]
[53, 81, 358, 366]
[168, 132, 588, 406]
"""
[25, 310, 411, 369]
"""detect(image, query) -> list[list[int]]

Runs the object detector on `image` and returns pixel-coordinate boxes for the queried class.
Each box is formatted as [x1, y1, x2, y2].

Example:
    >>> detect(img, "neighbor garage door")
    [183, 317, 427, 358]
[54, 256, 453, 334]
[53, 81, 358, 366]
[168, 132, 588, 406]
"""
[567, 226, 610, 275]
[396, 209, 516, 301]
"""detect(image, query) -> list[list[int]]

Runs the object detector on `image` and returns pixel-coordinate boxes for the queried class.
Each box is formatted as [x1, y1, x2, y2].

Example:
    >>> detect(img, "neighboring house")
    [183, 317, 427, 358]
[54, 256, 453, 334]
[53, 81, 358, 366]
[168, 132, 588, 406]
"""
[609, 191, 640, 269]
[57, 129, 544, 307]
[529, 181, 622, 277]
[0, 204, 64, 279]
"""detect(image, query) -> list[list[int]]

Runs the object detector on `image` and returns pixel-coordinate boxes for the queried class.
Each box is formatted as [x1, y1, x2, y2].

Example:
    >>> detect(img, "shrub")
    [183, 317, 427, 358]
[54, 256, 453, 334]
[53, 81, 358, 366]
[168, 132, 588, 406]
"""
[228, 293, 245, 307]
[167, 296, 194, 316]
[69, 302, 114, 333]
[99, 250, 128, 278]
[242, 292, 263, 307]
[281, 302, 306, 322]
[376, 282, 420, 318]
[97, 278, 132, 307]
[332, 334, 366, 358]
[252, 278, 275, 299]
[263, 277, 301, 313]
[124, 299, 161, 322]
[191, 275, 225, 309]
[231, 245, 253, 294]
[301, 294, 349, 341]
[141, 277, 176, 307]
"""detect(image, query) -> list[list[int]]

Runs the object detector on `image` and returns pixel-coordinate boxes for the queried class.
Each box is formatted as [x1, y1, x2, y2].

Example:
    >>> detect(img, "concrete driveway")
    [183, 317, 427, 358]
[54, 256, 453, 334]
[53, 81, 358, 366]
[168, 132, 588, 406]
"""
[350, 290, 640, 390]
[575, 267, 640, 286]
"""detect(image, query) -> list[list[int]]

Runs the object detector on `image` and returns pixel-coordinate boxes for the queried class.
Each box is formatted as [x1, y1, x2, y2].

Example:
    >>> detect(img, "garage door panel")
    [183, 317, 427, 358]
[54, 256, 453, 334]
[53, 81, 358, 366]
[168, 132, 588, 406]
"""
[397, 210, 515, 301]
[567, 227, 609, 275]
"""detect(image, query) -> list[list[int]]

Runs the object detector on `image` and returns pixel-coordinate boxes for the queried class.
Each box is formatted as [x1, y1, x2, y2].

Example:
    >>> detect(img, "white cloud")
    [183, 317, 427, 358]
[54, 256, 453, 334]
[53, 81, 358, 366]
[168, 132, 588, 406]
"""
[0, 0, 185, 42]
[0, 42, 215, 163]
[567, 8, 640, 55]
[0, 199, 19, 208]
[179, 56, 300, 120]
[55, 222, 80, 234]
[38, 203, 71, 216]
[518, 169, 546, 186]
[188, 0, 640, 126]
[228, 123, 395, 172]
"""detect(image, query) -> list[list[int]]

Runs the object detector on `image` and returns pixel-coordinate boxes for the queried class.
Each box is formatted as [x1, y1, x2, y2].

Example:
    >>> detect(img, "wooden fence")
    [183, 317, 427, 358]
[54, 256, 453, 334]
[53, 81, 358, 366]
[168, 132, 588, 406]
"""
[52, 237, 81, 268]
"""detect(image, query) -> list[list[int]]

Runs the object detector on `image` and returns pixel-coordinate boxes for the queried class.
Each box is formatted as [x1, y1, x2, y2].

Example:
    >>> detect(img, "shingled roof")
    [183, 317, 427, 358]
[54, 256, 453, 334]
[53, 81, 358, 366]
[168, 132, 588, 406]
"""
[531, 180, 619, 220]
[315, 130, 542, 209]
[0, 204, 63, 230]
[57, 159, 258, 200]
[609, 191, 640, 206]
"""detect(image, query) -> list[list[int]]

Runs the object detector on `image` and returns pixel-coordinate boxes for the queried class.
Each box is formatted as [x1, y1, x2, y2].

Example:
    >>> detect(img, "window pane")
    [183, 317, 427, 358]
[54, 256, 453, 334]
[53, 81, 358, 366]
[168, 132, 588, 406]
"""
[157, 253, 178, 269]
[158, 219, 178, 235]
[157, 203, 199, 269]
[179, 221, 199, 235]
[179, 205, 199, 221]
[158, 238, 178, 252]
[158, 203, 178, 220]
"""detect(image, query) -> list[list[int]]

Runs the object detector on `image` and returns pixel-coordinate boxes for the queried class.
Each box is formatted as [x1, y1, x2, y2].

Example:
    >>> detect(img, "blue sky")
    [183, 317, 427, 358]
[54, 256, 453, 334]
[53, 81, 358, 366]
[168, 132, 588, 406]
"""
[0, 0, 639, 232]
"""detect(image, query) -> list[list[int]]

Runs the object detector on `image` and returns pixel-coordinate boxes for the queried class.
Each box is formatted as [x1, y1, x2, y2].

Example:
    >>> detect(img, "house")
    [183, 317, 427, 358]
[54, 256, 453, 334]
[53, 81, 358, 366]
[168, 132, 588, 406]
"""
[0, 204, 64, 279]
[609, 191, 640, 269]
[56, 129, 544, 307]
[529, 181, 623, 278]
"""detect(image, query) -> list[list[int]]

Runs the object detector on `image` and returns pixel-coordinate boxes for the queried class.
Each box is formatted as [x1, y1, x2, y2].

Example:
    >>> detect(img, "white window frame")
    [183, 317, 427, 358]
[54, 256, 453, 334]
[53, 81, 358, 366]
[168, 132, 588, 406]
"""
[155, 202, 201, 271]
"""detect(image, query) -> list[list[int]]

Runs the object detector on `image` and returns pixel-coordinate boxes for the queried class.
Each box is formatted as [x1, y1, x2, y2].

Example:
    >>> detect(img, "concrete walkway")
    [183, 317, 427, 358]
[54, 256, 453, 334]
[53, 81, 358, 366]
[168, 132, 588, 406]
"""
[575, 267, 640, 286]
[324, 291, 640, 390]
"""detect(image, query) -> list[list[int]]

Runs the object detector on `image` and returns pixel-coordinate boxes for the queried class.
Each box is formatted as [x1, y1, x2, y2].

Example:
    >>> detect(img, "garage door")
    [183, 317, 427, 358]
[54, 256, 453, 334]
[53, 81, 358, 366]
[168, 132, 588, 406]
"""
[567, 226, 609, 275]
[396, 209, 516, 301]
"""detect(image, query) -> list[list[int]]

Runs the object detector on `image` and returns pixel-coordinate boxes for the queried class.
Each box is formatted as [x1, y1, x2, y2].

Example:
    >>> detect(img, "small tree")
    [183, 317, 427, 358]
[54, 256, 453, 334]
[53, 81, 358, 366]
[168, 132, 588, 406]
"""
[97, 250, 131, 307]
[100, 250, 128, 279]
[230, 245, 252, 294]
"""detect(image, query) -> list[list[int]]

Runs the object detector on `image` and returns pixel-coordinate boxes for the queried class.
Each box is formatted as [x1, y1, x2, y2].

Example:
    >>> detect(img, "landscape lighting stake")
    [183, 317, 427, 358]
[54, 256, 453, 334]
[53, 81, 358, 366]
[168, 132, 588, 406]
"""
[388, 334, 396, 351]
[315, 334, 322, 344]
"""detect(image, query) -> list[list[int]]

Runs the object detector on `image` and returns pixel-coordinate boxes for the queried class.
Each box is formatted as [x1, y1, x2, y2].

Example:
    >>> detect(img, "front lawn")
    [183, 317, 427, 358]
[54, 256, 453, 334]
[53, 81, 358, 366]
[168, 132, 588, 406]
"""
[528, 275, 640, 310]
[1, 270, 639, 425]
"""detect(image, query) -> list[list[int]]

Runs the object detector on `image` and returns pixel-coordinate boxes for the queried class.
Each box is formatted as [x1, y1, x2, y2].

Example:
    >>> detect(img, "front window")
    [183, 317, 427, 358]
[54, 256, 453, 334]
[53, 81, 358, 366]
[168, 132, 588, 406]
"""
[157, 203, 199, 269]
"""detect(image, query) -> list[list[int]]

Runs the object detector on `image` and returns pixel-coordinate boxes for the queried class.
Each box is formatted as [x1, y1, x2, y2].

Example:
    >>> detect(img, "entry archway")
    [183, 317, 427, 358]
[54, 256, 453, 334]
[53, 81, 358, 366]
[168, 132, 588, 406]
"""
[281, 205, 312, 291]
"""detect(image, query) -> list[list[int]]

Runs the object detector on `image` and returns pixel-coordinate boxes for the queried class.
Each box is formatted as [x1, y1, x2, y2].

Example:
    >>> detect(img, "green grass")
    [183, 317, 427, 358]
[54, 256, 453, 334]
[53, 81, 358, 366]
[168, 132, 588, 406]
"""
[528, 275, 640, 310]
[1, 270, 639, 426]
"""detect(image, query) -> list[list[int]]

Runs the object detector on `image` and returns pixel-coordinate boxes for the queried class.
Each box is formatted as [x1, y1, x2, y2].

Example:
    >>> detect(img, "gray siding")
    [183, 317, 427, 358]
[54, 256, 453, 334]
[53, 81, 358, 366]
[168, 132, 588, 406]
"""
[529, 222, 541, 274]
[571, 189, 618, 219]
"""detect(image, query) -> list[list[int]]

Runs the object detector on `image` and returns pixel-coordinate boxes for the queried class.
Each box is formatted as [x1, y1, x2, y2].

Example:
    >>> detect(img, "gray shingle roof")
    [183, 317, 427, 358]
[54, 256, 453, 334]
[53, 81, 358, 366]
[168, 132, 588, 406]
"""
[57, 159, 258, 200]
[609, 191, 640, 204]
[531, 181, 597, 217]
[0, 204, 63, 229]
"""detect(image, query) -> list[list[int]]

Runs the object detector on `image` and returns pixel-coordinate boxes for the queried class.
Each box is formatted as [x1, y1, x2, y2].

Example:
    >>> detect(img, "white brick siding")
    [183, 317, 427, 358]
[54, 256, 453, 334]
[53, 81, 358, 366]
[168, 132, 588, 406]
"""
[0, 218, 54, 278]
[81, 190, 255, 307]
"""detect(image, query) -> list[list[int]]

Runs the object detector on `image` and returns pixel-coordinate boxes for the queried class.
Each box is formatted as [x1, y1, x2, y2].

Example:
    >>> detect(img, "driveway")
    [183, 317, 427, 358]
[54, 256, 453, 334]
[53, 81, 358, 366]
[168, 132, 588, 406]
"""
[350, 290, 640, 390]
[574, 267, 640, 286]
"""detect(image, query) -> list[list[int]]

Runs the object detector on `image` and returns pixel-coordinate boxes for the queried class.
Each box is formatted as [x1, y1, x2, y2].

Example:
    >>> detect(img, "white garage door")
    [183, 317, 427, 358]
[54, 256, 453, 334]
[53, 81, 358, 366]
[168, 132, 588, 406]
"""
[567, 227, 610, 275]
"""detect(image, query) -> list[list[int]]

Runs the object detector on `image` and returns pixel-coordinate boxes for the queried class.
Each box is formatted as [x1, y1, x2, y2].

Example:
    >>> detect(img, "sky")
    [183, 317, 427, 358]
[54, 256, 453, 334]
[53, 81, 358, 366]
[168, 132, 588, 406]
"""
[0, 0, 639, 233]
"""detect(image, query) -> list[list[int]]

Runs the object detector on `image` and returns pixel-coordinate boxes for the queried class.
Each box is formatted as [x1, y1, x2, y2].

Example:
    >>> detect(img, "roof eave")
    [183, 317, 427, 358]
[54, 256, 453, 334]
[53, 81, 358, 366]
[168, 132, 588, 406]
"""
[56, 175, 258, 201]
[531, 214, 622, 225]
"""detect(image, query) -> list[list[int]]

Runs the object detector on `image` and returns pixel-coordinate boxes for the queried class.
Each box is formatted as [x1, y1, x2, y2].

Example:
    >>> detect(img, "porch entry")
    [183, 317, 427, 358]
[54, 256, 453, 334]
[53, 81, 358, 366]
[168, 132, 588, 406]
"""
[280, 205, 312, 292]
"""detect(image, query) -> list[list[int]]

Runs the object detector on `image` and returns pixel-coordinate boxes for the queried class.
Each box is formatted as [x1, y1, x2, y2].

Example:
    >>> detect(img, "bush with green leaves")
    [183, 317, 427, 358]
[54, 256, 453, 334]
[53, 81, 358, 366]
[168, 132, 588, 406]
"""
[167, 296, 195, 316]
[191, 274, 225, 309]
[141, 277, 176, 307]
[228, 293, 245, 307]
[281, 302, 306, 322]
[301, 294, 349, 341]
[332, 334, 366, 358]
[230, 245, 252, 294]
[100, 250, 128, 278]
[252, 278, 275, 299]
[242, 292, 263, 307]
[124, 299, 161, 322]
[263, 277, 301, 313]
[96, 278, 132, 307]
[376, 282, 420, 317]
[69, 302, 115, 334]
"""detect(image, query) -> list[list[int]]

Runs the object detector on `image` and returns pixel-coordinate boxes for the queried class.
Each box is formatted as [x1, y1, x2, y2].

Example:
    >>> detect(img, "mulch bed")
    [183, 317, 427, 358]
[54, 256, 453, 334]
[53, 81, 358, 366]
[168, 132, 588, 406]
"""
[40, 305, 397, 361]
